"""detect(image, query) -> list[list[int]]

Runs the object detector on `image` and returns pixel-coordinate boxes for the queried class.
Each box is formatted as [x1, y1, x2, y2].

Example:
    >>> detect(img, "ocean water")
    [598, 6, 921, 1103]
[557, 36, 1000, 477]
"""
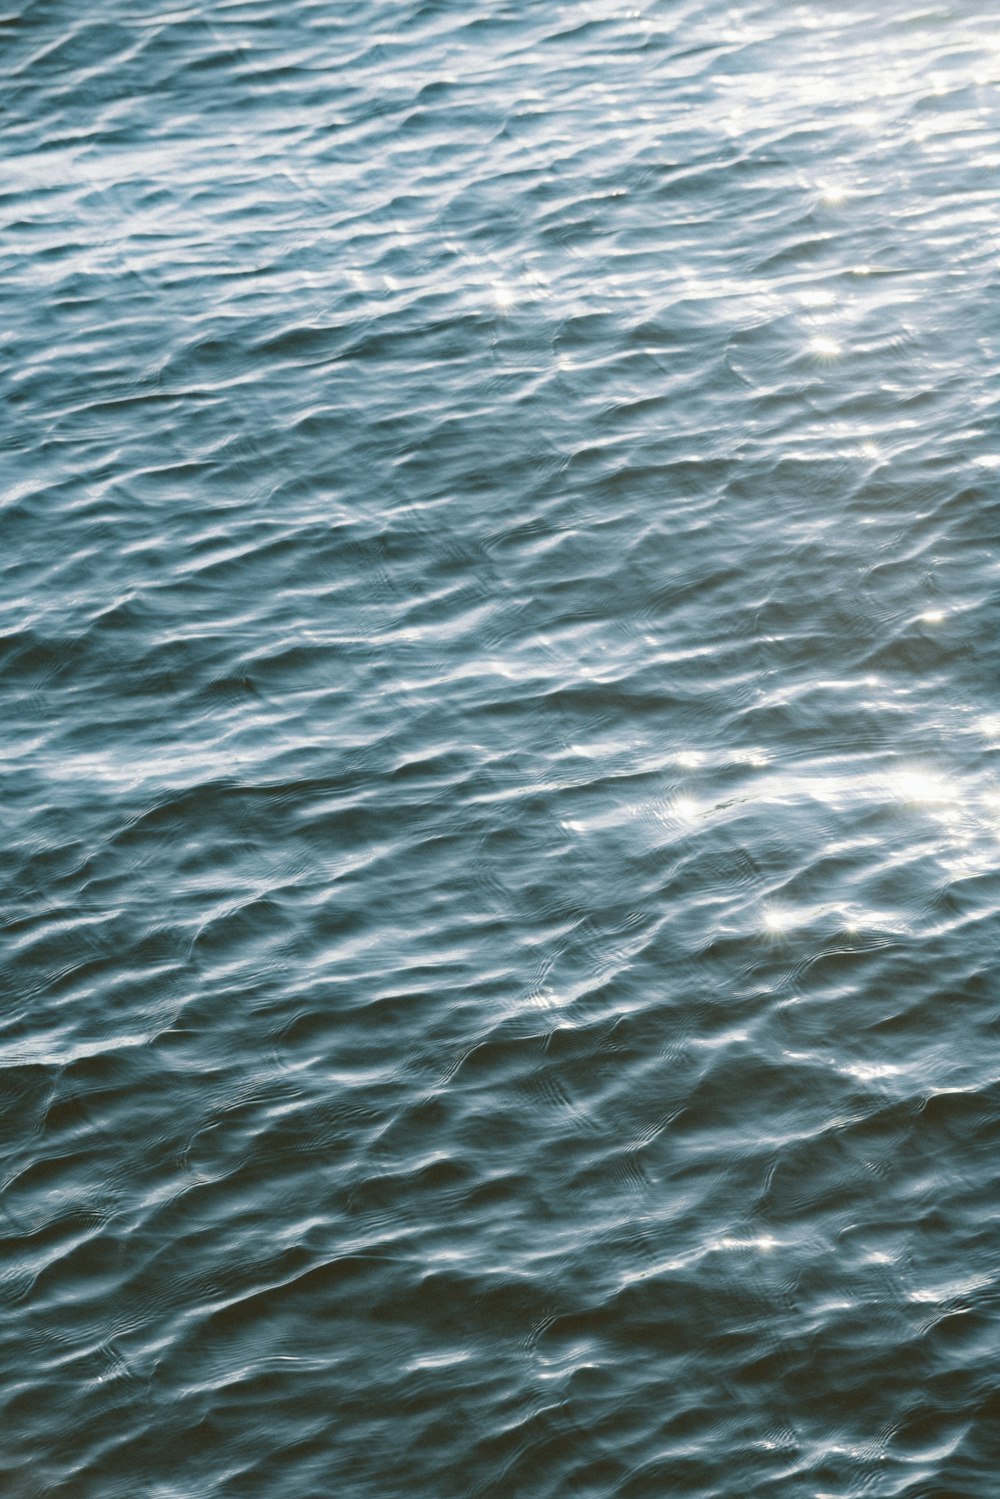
[4, 1, 1000, 1493]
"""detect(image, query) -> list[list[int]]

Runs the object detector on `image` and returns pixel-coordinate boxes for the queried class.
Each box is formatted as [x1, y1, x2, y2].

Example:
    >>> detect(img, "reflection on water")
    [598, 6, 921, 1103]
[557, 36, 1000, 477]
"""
[4, 0, 1000, 1494]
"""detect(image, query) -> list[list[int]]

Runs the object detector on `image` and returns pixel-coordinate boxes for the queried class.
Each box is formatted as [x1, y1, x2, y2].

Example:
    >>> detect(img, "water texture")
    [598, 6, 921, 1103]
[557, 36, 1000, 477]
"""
[4, 0, 1000, 1493]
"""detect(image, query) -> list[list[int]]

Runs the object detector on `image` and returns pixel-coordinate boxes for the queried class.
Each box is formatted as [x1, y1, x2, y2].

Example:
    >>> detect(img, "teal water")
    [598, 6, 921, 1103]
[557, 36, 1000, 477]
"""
[4, 2, 1000, 1493]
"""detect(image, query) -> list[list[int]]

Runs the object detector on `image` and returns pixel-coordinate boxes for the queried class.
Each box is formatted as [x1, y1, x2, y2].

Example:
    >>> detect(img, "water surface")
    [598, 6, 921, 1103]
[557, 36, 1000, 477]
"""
[4, 1, 1000, 1494]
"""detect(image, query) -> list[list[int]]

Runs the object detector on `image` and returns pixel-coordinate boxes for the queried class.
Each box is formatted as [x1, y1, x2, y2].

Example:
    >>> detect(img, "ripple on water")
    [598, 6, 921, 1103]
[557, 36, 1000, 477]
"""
[5, 0, 1000, 1495]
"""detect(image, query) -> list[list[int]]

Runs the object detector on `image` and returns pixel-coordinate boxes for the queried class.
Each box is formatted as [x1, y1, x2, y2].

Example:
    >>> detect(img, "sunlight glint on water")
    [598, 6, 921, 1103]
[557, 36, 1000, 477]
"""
[3, 0, 1000, 1494]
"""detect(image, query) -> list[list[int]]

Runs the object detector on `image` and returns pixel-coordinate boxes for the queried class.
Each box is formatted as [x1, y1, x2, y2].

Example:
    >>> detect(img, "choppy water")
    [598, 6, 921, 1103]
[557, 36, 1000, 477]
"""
[4, 1, 1000, 1493]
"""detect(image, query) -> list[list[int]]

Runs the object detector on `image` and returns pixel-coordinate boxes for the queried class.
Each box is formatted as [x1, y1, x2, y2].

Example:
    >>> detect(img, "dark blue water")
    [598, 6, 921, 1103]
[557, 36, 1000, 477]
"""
[5, 2, 1000, 1493]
